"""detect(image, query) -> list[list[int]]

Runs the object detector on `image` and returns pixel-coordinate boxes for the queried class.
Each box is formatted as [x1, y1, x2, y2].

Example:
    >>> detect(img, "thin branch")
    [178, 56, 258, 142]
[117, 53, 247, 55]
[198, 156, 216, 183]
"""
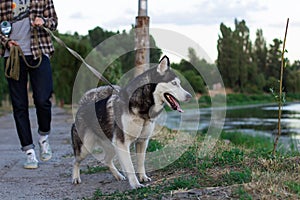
[272, 18, 289, 155]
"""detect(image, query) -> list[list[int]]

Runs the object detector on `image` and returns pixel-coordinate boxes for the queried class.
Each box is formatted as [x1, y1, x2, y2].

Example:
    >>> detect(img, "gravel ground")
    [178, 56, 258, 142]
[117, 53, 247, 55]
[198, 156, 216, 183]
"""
[0, 107, 131, 200]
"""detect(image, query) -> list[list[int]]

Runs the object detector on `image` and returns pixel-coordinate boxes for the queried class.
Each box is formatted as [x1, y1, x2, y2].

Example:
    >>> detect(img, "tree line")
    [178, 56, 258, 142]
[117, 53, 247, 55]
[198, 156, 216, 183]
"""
[217, 18, 300, 94]
[0, 19, 299, 106]
[0, 27, 162, 105]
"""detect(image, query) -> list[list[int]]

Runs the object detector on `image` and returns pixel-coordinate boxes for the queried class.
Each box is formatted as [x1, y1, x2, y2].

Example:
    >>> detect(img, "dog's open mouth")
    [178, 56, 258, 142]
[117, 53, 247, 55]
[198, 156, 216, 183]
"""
[164, 93, 183, 112]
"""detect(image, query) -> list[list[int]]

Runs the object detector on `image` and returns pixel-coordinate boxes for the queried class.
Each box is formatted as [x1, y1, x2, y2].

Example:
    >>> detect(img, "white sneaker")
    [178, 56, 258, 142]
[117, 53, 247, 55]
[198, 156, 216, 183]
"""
[39, 139, 52, 161]
[24, 149, 39, 169]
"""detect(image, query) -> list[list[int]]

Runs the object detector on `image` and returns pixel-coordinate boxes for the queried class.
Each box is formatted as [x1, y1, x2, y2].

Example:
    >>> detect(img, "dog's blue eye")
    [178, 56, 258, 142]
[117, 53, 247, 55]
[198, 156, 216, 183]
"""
[172, 81, 177, 86]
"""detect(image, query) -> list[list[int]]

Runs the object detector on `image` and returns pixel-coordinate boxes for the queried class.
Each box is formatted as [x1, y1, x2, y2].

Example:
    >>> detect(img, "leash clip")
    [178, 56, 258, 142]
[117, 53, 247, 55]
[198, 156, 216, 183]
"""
[1, 21, 12, 37]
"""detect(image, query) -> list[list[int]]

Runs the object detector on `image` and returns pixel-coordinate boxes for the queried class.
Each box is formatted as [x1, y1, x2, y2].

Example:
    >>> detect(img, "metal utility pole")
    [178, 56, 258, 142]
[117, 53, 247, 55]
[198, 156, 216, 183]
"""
[134, 0, 150, 77]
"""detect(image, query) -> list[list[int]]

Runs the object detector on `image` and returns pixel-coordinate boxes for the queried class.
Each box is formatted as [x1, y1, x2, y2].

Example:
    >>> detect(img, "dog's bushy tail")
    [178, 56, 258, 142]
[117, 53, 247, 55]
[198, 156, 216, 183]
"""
[71, 123, 82, 157]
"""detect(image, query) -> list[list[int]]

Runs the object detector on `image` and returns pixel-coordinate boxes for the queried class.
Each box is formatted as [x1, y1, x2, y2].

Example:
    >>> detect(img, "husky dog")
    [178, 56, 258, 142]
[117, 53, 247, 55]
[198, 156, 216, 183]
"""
[71, 55, 192, 189]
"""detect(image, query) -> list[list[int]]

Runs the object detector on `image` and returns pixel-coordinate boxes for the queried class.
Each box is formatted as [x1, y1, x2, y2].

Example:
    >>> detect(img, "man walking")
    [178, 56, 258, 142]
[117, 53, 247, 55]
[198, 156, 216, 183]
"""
[0, 0, 58, 169]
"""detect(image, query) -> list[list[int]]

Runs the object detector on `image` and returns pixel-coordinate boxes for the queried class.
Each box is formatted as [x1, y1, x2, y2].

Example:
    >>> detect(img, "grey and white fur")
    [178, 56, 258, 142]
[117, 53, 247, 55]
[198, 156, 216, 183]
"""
[71, 55, 192, 189]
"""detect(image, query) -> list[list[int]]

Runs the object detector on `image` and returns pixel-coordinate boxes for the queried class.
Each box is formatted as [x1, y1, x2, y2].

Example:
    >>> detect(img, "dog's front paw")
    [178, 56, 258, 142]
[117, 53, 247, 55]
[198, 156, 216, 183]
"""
[114, 173, 126, 181]
[72, 177, 81, 184]
[138, 174, 151, 183]
[131, 182, 145, 189]
[128, 176, 145, 189]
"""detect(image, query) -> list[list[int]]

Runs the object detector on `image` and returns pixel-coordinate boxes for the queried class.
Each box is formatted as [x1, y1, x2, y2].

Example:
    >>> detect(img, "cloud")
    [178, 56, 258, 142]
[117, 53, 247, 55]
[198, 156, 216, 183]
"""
[103, 8, 136, 28]
[81, 0, 268, 28]
[150, 0, 267, 26]
[100, 0, 268, 29]
[69, 12, 89, 20]
[268, 19, 299, 29]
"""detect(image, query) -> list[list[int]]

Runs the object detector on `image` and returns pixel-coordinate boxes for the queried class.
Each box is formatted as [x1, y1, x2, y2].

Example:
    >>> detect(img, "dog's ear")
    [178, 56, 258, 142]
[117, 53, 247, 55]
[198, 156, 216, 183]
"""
[157, 55, 170, 75]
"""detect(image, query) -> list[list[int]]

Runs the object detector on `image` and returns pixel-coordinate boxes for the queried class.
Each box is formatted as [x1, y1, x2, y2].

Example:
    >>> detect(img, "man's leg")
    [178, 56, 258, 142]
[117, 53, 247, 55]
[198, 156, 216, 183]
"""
[29, 55, 53, 134]
[28, 55, 53, 161]
[6, 58, 33, 150]
[6, 57, 38, 169]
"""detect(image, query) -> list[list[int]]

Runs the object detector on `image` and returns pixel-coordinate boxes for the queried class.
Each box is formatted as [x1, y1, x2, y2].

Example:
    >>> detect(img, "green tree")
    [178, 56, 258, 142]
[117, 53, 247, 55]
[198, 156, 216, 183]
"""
[50, 26, 162, 105]
[290, 60, 300, 71]
[253, 29, 267, 77]
[51, 31, 92, 104]
[217, 22, 239, 89]
[182, 70, 206, 93]
[88, 27, 161, 74]
[172, 47, 218, 94]
[233, 19, 253, 92]
[252, 29, 268, 92]
[266, 39, 282, 78]
[89, 26, 116, 49]
[282, 60, 300, 93]
[217, 19, 254, 92]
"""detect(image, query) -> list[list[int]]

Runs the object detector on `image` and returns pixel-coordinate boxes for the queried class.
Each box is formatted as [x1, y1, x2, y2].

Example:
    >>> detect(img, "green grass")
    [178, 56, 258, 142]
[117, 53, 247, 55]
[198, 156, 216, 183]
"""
[147, 139, 164, 152]
[232, 186, 253, 200]
[213, 148, 244, 166]
[81, 166, 109, 174]
[221, 168, 252, 185]
[86, 175, 202, 200]
[285, 181, 300, 195]
[198, 93, 300, 108]
[220, 131, 273, 150]
[168, 176, 200, 190]
[85, 130, 299, 199]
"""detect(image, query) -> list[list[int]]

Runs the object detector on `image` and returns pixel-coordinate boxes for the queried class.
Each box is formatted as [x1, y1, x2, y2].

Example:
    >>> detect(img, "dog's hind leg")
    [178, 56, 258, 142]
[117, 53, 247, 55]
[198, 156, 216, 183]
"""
[72, 146, 89, 184]
[101, 141, 126, 181]
[71, 124, 89, 184]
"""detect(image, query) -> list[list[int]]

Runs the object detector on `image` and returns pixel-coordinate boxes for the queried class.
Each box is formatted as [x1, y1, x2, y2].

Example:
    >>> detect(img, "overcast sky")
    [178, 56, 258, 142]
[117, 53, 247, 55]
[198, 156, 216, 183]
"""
[54, 0, 299, 63]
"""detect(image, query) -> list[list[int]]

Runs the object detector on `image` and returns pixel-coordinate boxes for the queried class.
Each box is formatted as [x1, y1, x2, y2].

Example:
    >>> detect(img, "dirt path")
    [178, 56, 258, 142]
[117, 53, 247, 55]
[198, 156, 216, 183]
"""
[0, 107, 131, 200]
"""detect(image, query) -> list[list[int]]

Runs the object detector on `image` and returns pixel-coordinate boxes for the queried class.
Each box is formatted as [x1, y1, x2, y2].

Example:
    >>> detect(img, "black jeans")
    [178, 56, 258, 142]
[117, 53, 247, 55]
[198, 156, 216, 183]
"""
[6, 55, 53, 151]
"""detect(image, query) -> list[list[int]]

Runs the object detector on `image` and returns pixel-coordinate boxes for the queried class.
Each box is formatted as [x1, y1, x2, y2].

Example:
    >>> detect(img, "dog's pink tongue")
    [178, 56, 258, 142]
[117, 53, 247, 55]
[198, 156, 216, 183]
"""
[174, 100, 183, 113]
[177, 107, 184, 112]
[168, 94, 184, 112]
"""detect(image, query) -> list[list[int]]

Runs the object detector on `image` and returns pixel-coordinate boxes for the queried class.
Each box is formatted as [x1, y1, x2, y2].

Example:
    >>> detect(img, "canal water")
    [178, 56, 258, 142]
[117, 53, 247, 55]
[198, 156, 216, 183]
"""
[160, 102, 300, 150]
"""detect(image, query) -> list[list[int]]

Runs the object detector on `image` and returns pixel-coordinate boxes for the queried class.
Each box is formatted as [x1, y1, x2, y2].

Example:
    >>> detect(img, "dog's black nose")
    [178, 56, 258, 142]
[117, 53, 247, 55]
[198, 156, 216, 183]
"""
[185, 93, 192, 101]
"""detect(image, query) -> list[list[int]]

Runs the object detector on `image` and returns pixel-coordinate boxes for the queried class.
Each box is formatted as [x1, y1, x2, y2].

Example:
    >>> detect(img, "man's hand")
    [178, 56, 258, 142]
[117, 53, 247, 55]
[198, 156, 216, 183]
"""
[32, 17, 45, 27]
[7, 40, 18, 48]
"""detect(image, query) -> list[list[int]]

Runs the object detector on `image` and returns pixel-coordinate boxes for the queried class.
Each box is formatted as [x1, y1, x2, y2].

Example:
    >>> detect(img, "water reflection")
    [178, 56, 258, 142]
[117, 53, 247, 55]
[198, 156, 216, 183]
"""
[162, 103, 300, 150]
